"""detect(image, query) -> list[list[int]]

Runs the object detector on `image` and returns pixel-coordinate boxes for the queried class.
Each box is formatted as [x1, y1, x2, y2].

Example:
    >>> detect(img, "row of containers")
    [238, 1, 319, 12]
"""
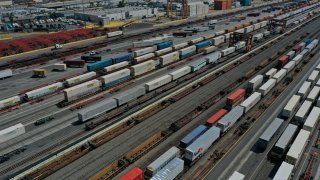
[115, 38, 319, 180]
[0, 6, 317, 144]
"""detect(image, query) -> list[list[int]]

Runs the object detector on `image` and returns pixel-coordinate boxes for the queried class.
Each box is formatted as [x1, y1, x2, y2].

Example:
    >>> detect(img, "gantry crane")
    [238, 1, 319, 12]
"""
[167, 0, 189, 18]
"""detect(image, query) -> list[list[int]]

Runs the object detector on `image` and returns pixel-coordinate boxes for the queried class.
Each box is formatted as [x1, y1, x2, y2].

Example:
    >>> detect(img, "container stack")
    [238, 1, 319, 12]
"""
[188, 2, 209, 17]
[240, 0, 252, 6]
[214, 0, 233, 10]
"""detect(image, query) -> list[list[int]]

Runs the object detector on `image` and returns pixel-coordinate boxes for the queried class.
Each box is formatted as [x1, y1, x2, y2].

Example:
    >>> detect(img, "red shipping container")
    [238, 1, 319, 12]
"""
[292, 45, 302, 53]
[226, 0, 232, 9]
[278, 55, 289, 67]
[226, 88, 246, 109]
[64, 60, 85, 68]
[206, 109, 228, 126]
[120, 168, 144, 180]
[214, 0, 227, 10]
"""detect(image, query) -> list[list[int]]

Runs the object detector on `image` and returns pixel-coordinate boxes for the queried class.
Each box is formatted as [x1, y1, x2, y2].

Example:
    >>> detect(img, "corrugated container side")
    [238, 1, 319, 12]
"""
[169, 66, 191, 80]
[180, 125, 208, 148]
[294, 100, 313, 124]
[0, 96, 20, 110]
[303, 106, 320, 133]
[145, 75, 172, 91]
[297, 81, 311, 98]
[0, 123, 25, 144]
[286, 129, 310, 165]
[221, 47, 236, 56]
[257, 118, 283, 150]
[226, 88, 246, 109]
[160, 52, 180, 66]
[258, 79, 276, 96]
[78, 99, 117, 122]
[217, 106, 244, 132]
[273, 162, 294, 180]
[282, 95, 301, 118]
[64, 80, 101, 102]
[247, 75, 264, 93]
[150, 157, 184, 180]
[104, 61, 129, 72]
[240, 92, 262, 113]
[134, 53, 155, 63]
[272, 69, 287, 83]
[66, 72, 97, 87]
[120, 167, 144, 180]
[206, 109, 228, 126]
[100, 69, 131, 87]
[265, 68, 277, 79]
[0, 69, 13, 79]
[307, 86, 320, 102]
[115, 87, 146, 106]
[131, 60, 156, 76]
[283, 61, 296, 72]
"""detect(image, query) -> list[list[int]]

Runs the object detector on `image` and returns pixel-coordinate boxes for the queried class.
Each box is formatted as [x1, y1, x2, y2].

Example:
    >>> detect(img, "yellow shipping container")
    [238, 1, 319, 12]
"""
[33, 69, 48, 77]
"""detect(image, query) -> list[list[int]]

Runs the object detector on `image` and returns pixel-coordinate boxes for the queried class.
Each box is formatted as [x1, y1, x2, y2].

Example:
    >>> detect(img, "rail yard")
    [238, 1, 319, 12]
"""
[1, 1, 320, 180]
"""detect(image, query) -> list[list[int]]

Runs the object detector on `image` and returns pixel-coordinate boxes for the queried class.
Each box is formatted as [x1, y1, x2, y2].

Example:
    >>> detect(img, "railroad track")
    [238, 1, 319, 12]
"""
[9, 14, 318, 179]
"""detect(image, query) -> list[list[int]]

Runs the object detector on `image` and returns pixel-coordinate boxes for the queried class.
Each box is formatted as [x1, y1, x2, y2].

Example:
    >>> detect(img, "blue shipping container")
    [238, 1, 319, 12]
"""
[157, 40, 173, 50]
[112, 53, 133, 64]
[87, 58, 113, 71]
[180, 125, 208, 148]
[189, 58, 207, 72]
[195, 41, 211, 50]
[180, 50, 196, 59]
[303, 38, 313, 45]
[103, 75, 131, 87]
[240, 0, 251, 6]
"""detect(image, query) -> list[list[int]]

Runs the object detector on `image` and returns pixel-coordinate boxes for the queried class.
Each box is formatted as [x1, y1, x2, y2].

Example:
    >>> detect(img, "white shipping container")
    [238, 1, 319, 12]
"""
[100, 69, 130, 87]
[205, 51, 221, 64]
[307, 86, 320, 102]
[0, 123, 25, 144]
[63, 80, 101, 102]
[294, 100, 313, 124]
[179, 45, 196, 55]
[150, 157, 184, 180]
[172, 42, 188, 50]
[204, 46, 217, 54]
[134, 53, 155, 63]
[0, 96, 20, 110]
[169, 66, 191, 80]
[229, 171, 245, 180]
[224, 33, 231, 40]
[215, 30, 225, 36]
[190, 37, 204, 44]
[258, 79, 276, 96]
[203, 34, 215, 40]
[244, 25, 254, 33]
[134, 47, 155, 57]
[263, 31, 271, 37]
[235, 41, 246, 50]
[286, 51, 295, 60]
[282, 95, 301, 118]
[66, 72, 97, 87]
[221, 47, 236, 56]
[297, 81, 311, 98]
[131, 60, 156, 76]
[253, 23, 261, 30]
[240, 92, 262, 113]
[107, 31, 123, 37]
[212, 36, 225, 46]
[272, 69, 287, 83]
[286, 129, 310, 165]
[104, 61, 129, 72]
[300, 49, 308, 56]
[283, 61, 295, 72]
[0, 69, 13, 79]
[253, 33, 263, 42]
[260, 21, 268, 27]
[145, 75, 172, 91]
[265, 68, 277, 79]
[307, 70, 319, 84]
[303, 106, 320, 133]
[155, 47, 173, 56]
[247, 75, 264, 93]
[273, 162, 294, 180]
[160, 52, 180, 66]
[52, 63, 67, 71]
[25, 82, 63, 100]
[235, 29, 244, 33]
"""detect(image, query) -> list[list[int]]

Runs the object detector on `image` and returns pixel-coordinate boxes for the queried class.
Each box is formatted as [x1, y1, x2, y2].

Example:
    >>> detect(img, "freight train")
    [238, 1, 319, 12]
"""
[117, 38, 319, 180]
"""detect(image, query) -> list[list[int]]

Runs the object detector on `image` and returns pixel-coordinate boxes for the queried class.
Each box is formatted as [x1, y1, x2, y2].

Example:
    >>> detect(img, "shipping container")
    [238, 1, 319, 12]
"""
[215, 30, 225, 36]
[120, 167, 144, 180]
[205, 51, 221, 64]
[134, 47, 155, 57]
[262, 31, 271, 37]
[189, 37, 204, 45]
[64, 60, 85, 68]
[78, 98, 117, 122]
[169, 66, 191, 80]
[104, 61, 129, 72]
[303, 106, 320, 133]
[150, 157, 184, 180]
[297, 81, 311, 98]
[286, 129, 310, 165]
[63, 80, 101, 102]
[258, 79, 276, 97]
[155, 47, 173, 57]
[195, 40, 211, 53]
[33, 69, 48, 77]
[131, 60, 156, 77]
[221, 47, 236, 56]
[115, 86, 146, 106]
[134, 53, 155, 63]
[25, 82, 63, 100]
[273, 161, 294, 180]
[212, 36, 225, 46]
[300, 49, 309, 56]
[260, 21, 268, 27]
[160, 52, 180, 66]
[272, 69, 287, 83]
[217, 106, 244, 133]
[286, 51, 295, 60]
[204, 46, 217, 54]
[180, 125, 208, 148]
[244, 25, 254, 33]
[65, 72, 96, 87]
[257, 118, 283, 150]
[240, 92, 261, 113]
[293, 44, 303, 53]
[235, 28, 244, 33]
[100, 69, 131, 88]
[283, 61, 295, 72]
[228, 171, 245, 180]
[278, 55, 289, 67]
[87, 58, 113, 71]
[157, 40, 173, 50]
[112, 53, 133, 64]
[253, 23, 261, 30]
[52, 63, 67, 71]
[0, 123, 25, 144]
[282, 95, 301, 118]
[265, 68, 277, 79]
[206, 109, 228, 126]
[224, 33, 231, 41]
[107, 31, 123, 37]
[226, 88, 246, 110]
[247, 75, 263, 94]
[269, 124, 298, 160]
[307, 70, 319, 84]
[294, 100, 312, 124]
[203, 34, 215, 40]
[253, 33, 263, 42]
[145, 75, 172, 91]
[0, 69, 13, 79]
[185, 126, 220, 163]
[0, 96, 20, 110]
[172, 42, 188, 51]
[146, 146, 180, 176]
[307, 86, 320, 102]
[188, 58, 207, 72]
[234, 41, 246, 50]
[179, 46, 197, 59]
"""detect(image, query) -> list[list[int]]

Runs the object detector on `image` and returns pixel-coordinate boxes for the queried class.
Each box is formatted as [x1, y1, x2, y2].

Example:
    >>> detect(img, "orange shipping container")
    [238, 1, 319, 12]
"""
[226, 0, 232, 9]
